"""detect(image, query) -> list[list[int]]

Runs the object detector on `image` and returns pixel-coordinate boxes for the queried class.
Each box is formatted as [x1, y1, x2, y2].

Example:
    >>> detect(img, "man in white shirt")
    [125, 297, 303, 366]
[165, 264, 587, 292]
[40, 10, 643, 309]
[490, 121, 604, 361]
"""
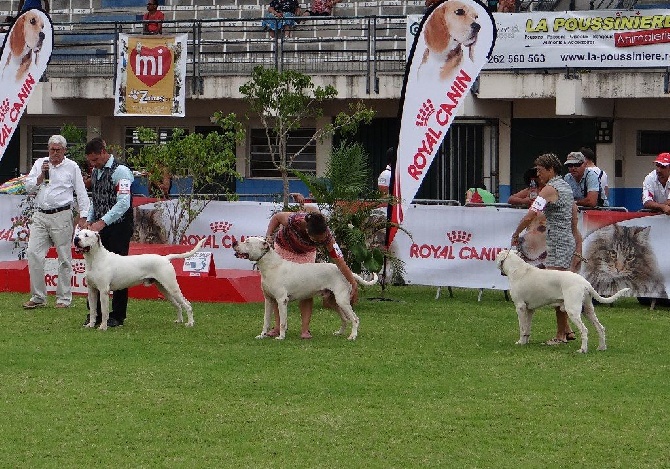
[642, 152, 670, 215]
[23, 135, 90, 309]
[377, 147, 394, 195]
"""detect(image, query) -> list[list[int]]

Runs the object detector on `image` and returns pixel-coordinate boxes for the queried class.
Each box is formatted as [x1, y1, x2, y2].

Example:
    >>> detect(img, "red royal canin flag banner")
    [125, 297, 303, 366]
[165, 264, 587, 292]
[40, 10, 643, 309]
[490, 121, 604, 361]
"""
[0, 8, 53, 162]
[388, 0, 496, 245]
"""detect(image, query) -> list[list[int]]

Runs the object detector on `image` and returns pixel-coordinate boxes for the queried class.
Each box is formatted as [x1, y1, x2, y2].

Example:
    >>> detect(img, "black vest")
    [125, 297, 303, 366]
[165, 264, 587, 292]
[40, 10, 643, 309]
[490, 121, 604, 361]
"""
[92, 159, 133, 226]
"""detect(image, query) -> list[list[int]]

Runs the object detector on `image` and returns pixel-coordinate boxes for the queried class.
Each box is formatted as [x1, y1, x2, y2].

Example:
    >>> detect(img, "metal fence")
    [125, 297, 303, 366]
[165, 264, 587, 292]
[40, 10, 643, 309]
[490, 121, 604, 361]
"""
[48, 16, 409, 92]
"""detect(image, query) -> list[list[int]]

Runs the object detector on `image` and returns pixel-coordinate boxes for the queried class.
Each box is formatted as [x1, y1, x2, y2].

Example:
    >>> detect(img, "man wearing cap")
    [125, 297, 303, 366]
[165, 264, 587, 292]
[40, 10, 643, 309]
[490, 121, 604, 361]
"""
[642, 152, 670, 214]
[563, 151, 605, 208]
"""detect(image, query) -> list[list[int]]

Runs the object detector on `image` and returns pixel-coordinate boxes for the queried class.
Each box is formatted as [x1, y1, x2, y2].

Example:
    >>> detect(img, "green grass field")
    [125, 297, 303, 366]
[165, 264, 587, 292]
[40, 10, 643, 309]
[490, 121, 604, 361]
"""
[1, 286, 669, 468]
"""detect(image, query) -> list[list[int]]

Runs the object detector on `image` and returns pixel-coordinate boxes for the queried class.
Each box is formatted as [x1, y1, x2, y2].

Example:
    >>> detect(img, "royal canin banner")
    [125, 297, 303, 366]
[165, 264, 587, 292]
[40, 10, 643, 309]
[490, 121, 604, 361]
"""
[1, 198, 670, 297]
[389, 0, 497, 245]
[114, 34, 187, 117]
[0, 8, 53, 162]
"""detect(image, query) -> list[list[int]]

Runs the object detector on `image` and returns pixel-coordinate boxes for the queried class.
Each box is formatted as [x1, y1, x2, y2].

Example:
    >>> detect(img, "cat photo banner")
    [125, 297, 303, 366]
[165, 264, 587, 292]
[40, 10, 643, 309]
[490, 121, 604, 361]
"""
[114, 34, 187, 117]
[0, 8, 53, 162]
[387, 0, 497, 246]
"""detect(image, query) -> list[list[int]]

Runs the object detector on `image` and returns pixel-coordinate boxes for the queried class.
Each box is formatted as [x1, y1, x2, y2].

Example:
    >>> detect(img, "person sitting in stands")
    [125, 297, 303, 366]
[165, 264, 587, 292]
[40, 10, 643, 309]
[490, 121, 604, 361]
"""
[143, 0, 164, 35]
[642, 152, 670, 215]
[303, 0, 341, 16]
[262, 0, 302, 39]
[1, 15, 14, 33]
[17, 0, 49, 14]
[508, 167, 542, 207]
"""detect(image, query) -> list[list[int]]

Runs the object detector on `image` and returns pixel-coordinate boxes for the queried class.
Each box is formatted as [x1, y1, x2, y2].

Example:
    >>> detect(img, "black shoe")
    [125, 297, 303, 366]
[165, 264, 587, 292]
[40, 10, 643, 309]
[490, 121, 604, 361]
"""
[83, 315, 101, 327]
[107, 318, 123, 328]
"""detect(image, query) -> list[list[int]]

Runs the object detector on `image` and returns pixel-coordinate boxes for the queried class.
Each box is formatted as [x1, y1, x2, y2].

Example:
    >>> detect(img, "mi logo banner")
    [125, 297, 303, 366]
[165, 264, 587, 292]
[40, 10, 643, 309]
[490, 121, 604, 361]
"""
[114, 34, 187, 117]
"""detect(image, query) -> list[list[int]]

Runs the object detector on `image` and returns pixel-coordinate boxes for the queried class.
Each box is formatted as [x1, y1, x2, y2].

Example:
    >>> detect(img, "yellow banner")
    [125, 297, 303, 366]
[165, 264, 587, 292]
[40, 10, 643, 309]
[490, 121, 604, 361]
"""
[114, 34, 186, 117]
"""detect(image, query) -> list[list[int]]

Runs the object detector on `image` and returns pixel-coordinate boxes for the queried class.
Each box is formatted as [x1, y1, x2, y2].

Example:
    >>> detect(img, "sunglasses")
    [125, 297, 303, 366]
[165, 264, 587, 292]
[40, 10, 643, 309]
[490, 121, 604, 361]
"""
[656, 163, 670, 168]
[565, 163, 582, 168]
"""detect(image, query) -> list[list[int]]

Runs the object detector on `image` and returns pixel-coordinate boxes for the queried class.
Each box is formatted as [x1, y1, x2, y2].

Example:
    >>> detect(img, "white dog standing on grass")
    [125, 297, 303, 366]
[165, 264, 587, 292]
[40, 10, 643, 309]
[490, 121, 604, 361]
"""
[74, 228, 205, 331]
[496, 249, 630, 353]
[232, 236, 377, 340]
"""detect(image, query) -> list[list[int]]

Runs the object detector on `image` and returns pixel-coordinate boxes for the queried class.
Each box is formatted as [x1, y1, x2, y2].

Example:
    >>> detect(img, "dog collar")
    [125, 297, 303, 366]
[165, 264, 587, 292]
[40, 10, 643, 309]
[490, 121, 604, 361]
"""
[254, 246, 270, 263]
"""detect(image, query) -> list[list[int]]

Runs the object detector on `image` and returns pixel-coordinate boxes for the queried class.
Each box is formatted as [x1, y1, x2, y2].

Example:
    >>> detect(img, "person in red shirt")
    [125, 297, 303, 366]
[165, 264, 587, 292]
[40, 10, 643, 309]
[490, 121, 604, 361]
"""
[143, 1, 164, 35]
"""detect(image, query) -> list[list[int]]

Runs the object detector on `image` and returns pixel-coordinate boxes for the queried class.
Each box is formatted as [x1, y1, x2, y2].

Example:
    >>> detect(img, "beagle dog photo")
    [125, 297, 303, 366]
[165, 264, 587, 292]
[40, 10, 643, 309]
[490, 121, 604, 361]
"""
[418, 0, 481, 81]
[2, 10, 46, 82]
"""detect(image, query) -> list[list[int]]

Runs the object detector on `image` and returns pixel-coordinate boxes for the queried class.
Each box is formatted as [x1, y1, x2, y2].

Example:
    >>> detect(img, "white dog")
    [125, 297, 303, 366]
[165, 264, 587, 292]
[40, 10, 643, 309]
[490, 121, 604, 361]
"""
[495, 249, 630, 353]
[232, 236, 378, 340]
[74, 228, 205, 331]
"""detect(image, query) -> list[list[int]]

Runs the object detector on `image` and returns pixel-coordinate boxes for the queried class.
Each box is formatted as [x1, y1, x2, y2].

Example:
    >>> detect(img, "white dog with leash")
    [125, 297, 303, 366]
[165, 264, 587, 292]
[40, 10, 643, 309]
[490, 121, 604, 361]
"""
[232, 236, 377, 340]
[74, 228, 205, 331]
[495, 248, 630, 353]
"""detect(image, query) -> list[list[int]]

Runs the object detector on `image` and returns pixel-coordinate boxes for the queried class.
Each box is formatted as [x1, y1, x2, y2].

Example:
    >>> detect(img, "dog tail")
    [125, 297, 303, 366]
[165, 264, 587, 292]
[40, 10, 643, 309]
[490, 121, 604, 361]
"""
[590, 287, 631, 304]
[354, 272, 379, 286]
[166, 238, 206, 260]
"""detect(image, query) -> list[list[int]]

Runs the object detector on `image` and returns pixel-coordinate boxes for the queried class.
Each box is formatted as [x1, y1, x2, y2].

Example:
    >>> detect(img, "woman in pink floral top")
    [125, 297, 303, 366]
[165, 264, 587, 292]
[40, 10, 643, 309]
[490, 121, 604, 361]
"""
[304, 0, 341, 16]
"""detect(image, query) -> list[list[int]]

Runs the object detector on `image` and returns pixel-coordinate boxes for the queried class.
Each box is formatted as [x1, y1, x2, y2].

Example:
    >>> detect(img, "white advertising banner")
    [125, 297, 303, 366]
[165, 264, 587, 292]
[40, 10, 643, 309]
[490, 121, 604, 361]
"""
[488, 10, 670, 69]
[409, 10, 670, 69]
[2, 197, 669, 299]
[395, 205, 523, 290]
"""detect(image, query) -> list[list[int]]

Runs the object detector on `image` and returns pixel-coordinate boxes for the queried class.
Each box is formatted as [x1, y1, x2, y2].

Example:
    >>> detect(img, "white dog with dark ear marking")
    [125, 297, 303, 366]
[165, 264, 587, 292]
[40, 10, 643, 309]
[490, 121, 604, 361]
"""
[2, 10, 46, 82]
[73, 228, 205, 331]
[418, 0, 481, 81]
[232, 236, 377, 341]
[495, 249, 630, 353]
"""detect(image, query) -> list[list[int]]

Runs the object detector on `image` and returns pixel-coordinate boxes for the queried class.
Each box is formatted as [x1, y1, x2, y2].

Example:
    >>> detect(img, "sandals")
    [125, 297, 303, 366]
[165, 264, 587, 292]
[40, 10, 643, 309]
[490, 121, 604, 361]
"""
[544, 337, 568, 346]
[266, 329, 280, 338]
[300, 330, 312, 340]
[566, 331, 576, 341]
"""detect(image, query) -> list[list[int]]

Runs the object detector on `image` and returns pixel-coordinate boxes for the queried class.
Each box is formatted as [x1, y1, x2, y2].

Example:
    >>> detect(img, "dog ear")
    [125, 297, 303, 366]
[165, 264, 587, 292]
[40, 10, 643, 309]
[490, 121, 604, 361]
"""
[95, 232, 101, 245]
[468, 42, 476, 61]
[9, 15, 26, 57]
[424, 4, 450, 53]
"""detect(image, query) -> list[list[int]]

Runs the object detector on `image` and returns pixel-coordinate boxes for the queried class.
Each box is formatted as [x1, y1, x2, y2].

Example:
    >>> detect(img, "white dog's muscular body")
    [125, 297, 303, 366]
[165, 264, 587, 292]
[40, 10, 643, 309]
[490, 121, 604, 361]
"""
[74, 229, 205, 331]
[496, 249, 630, 353]
[233, 236, 377, 340]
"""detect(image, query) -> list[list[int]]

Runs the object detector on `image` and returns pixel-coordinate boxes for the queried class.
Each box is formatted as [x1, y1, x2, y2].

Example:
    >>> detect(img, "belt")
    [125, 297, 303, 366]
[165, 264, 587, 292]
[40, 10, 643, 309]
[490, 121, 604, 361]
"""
[38, 204, 71, 215]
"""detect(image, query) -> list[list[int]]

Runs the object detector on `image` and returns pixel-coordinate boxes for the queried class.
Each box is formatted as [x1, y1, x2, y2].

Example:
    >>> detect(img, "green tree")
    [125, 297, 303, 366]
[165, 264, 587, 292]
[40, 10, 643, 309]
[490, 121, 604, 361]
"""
[295, 142, 405, 279]
[128, 113, 244, 243]
[239, 66, 374, 208]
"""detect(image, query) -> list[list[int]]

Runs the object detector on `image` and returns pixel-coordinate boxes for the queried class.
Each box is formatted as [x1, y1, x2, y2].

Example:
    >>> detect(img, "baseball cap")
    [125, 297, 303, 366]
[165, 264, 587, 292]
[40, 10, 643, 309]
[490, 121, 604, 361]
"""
[655, 152, 670, 166]
[564, 152, 585, 165]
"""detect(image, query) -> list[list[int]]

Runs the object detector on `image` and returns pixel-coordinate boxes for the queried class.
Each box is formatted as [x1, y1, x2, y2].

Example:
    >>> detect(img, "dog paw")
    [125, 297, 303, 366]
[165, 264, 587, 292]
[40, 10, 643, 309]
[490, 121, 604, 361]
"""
[347, 335, 357, 341]
[98, 325, 108, 331]
[274, 335, 285, 340]
[597, 345, 607, 351]
[577, 348, 587, 353]
[255, 333, 267, 339]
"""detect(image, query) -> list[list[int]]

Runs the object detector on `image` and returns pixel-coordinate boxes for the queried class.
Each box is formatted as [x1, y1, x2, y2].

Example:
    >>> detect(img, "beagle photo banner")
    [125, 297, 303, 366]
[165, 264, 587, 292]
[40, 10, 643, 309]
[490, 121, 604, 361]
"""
[0, 8, 53, 163]
[114, 34, 187, 117]
[388, 0, 497, 245]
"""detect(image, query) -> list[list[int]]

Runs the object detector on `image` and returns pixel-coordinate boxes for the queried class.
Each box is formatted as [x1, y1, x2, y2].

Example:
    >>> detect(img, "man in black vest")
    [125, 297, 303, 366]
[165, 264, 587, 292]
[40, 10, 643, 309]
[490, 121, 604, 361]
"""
[83, 137, 134, 327]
